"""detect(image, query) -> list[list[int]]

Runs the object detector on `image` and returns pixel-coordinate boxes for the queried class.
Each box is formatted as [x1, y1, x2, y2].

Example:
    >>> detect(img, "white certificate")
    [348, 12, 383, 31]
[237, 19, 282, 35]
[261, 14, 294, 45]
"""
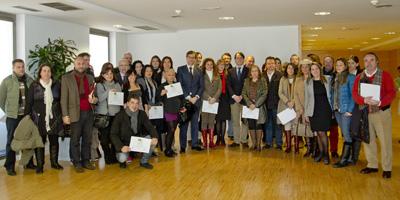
[360, 83, 381, 101]
[277, 108, 296, 125]
[0, 108, 5, 122]
[129, 136, 151, 153]
[242, 106, 259, 119]
[108, 92, 124, 106]
[202, 101, 219, 114]
[149, 106, 164, 119]
[165, 82, 184, 98]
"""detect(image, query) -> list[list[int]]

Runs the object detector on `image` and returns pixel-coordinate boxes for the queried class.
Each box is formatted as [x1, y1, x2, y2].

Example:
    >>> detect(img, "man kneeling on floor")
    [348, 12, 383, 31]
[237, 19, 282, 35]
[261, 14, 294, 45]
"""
[110, 94, 158, 169]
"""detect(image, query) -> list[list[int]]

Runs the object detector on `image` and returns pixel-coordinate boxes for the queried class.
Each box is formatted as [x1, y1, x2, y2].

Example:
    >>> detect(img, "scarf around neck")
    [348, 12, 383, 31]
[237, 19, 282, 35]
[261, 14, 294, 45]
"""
[40, 79, 53, 131]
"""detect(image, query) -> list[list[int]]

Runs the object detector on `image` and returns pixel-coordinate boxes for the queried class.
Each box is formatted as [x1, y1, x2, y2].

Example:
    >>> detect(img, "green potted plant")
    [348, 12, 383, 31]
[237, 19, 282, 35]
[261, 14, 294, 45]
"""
[28, 38, 78, 80]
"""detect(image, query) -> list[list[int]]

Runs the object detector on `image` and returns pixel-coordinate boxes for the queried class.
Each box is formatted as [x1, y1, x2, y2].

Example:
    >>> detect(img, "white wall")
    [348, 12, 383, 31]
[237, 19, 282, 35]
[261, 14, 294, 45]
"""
[127, 26, 300, 69]
[17, 14, 90, 76]
[110, 32, 128, 67]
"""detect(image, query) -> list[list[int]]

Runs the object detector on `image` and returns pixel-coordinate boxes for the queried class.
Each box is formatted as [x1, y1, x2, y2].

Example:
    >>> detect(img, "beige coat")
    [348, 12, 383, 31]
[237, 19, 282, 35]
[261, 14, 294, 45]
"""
[294, 76, 306, 115]
[202, 72, 222, 102]
[61, 72, 95, 123]
[277, 77, 296, 124]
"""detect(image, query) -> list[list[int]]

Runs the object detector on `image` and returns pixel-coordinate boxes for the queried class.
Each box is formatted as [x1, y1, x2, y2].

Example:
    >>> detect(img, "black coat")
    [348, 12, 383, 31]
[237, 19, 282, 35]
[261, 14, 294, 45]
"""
[110, 109, 157, 152]
[227, 67, 249, 104]
[25, 81, 63, 138]
[156, 82, 184, 114]
[264, 71, 282, 109]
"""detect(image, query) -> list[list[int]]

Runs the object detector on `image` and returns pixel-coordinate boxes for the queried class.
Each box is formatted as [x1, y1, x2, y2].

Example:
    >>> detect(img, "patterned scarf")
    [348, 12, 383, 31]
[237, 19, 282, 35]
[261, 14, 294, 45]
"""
[358, 68, 383, 113]
[220, 71, 226, 94]
[17, 74, 27, 115]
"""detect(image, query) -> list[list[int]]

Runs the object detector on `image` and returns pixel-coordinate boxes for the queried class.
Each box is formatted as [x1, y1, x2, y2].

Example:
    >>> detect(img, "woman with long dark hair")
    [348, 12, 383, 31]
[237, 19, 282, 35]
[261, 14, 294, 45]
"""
[94, 63, 122, 164]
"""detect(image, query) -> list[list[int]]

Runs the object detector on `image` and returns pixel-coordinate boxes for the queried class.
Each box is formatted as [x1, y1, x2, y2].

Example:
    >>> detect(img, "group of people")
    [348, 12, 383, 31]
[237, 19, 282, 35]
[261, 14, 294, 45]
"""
[0, 50, 395, 179]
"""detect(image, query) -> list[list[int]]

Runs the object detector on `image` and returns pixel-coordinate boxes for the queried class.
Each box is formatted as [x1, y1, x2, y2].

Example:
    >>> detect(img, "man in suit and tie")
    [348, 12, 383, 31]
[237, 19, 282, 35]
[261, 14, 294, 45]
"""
[263, 56, 283, 149]
[115, 59, 130, 87]
[227, 52, 249, 147]
[61, 57, 97, 173]
[177, 50, 205, 152]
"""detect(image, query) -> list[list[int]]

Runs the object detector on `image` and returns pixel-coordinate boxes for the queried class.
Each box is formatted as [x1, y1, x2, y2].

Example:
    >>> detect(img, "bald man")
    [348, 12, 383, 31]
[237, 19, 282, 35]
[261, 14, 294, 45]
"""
[115, 59, 130, 87]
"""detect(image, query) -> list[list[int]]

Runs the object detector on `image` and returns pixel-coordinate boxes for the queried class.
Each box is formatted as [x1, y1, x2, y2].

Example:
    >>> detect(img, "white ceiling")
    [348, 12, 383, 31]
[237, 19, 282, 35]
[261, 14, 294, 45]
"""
[0, 0, 400, 50]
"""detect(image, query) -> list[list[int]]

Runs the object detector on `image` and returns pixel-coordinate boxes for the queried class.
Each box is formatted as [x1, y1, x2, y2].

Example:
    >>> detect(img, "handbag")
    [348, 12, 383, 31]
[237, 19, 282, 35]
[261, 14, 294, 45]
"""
[178, 100, 196, 125]
[93, 83, 110, 129]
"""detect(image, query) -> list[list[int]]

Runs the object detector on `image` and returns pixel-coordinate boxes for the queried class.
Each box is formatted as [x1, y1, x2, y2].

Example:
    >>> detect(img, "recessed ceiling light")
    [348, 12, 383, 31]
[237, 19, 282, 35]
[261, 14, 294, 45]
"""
[314, 11, 331, 16]
[113, 24, 123, 28]
[384, 32, 396, 35]
[310, 27, 322, 30]
[201, 6, 221, 11]
[371, 37, 381, 40]
[219, 16, 234, 20]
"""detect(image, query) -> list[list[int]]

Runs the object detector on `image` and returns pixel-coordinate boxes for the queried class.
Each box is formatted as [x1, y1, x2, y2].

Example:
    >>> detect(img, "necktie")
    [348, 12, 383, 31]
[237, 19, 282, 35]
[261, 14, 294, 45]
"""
[189, 67, 193, 77]
[237, 68, 241, 78]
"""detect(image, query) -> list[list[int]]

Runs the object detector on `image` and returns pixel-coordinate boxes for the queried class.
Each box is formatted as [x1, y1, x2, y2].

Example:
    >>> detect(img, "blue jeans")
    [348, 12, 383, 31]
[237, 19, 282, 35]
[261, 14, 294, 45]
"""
[116, 135, 155, 164]
[334, 112, 352, 143]
[264, 109, 282, 146]
[180, 106, 200, 149]
[4, 116, 23, 170]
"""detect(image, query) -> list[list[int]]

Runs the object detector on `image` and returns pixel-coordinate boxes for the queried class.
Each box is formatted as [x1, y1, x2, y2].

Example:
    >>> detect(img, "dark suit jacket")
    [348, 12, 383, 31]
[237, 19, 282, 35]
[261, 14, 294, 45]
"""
[264, 71, 282, 109]
[61, 71, 95, 123]
[110, 109, 157, 152]
[227, 66, 249, 104]
[115, 72, 128, 87]
[177, 65, 204, 106]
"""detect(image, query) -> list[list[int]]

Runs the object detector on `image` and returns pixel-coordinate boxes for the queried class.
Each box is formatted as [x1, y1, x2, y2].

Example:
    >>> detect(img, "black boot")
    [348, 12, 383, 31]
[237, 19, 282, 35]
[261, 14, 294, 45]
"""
[50, 143, 63, 170]
[311, 136, 319, 158]
[314, 134, 323, 162]
[321, 133, 330, 165]
[24, 157, 36, 169]
[304, 137, 313, 157]
[351, 140, 361, 165]
[35, 148, 45, 174]
[102, 144, 112, 164]
[333, 142, 351, 168]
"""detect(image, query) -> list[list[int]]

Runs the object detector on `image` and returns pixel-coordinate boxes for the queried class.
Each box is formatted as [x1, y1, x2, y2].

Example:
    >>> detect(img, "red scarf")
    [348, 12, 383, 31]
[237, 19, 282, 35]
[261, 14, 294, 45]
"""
[220, 71, 226, 94]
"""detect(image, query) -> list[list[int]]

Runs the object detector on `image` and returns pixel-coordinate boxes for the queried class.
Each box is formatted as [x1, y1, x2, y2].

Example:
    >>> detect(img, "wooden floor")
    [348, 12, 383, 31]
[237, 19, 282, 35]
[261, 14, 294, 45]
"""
[1, 104, 400, 200]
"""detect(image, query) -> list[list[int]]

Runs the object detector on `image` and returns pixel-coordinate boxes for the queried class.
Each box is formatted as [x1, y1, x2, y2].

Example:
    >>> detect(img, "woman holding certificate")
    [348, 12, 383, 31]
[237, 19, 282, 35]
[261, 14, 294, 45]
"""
[277, 63, 297, 153]
[242, 65, 268, 151]
[95, 63, 122, 164]
[331, 58, 355, 168]
[142, 65, 165, 153]
[156, 69, 185, 157]
[304, 62, 332, 165]
[200, 58, 221, 149]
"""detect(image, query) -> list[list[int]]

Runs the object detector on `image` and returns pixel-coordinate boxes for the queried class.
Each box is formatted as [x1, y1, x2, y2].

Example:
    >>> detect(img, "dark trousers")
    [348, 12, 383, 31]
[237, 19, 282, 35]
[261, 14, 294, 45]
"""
[4, 116, 24, 170]
[180, 107, 200, 149]
[69, 111, 93, 166]
[98, 116, 117, 163]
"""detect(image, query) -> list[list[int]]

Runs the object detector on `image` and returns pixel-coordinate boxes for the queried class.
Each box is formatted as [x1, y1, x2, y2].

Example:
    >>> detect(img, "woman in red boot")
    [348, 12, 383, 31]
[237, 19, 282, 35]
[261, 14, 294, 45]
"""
[200, 58, 221, 149]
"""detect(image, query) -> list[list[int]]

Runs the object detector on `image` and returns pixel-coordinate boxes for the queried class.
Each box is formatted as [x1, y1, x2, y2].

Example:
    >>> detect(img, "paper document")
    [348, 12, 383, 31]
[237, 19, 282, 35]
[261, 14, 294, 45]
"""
[202, 101, 219, 114]
[165, 82, 184, 98]
[242, 106, 259, 119]
[277, 108, 296, 125]
[129, 136, 151, 153]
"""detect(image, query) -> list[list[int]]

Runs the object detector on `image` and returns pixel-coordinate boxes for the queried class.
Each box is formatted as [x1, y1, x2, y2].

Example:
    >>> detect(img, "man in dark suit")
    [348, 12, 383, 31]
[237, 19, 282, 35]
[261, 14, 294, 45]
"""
[263, 56, 283, 149]
[177, 50, 205, 152]
[227, 52, 249, 147]
[114, 59, 130, 87]
[61, 57, 97, 173]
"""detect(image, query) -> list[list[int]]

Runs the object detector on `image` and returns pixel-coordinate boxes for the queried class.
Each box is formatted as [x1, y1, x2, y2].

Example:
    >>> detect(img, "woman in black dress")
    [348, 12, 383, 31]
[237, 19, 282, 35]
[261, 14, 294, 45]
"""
[25, 64, 64, 173]
[214, 59, 231, 146]
[304, 62, 332, 165]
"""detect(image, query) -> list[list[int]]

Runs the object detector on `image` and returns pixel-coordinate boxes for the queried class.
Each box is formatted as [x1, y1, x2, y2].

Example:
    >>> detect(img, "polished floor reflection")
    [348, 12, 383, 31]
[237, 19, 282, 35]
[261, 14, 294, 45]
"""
[1, 107, 400, 200]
